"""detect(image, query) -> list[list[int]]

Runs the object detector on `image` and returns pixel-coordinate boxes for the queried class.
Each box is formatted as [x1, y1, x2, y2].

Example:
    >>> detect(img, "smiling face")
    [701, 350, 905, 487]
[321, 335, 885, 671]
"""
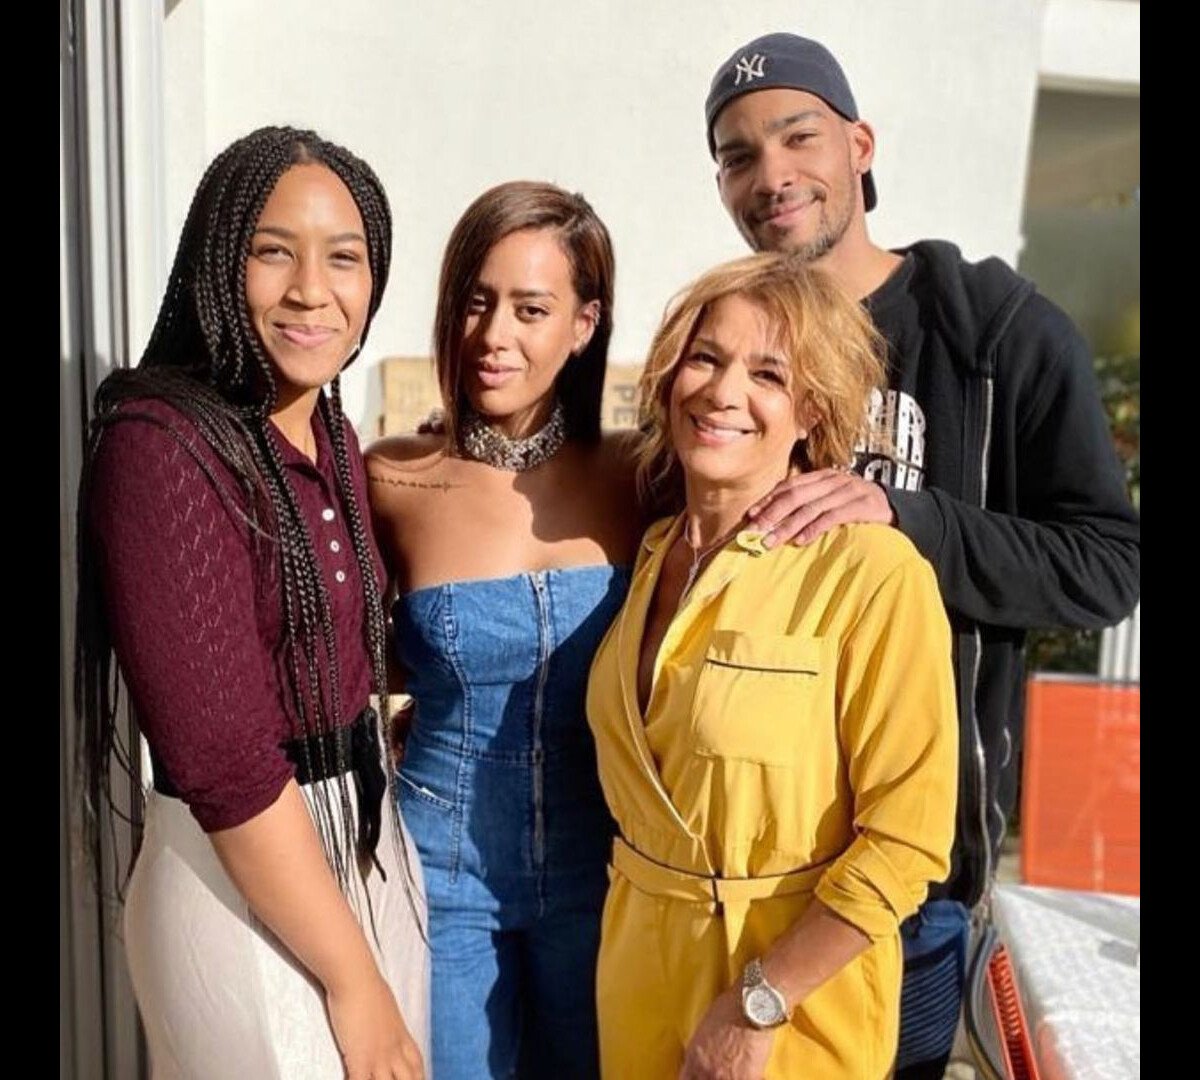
[244, 163, 372, 404]
[461, 227, 598, 438]
[713, 88, 872, 259]
[668, 292, 807, 493]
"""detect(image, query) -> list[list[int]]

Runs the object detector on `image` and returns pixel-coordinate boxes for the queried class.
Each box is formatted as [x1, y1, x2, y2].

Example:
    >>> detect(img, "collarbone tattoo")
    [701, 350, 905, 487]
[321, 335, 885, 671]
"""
[367, 473, 463, 492]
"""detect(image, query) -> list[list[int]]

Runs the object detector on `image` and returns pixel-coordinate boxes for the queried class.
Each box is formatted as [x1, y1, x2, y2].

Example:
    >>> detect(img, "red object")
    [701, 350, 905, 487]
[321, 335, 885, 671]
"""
[1020, 676, 1140, 894]
[986, 943, 1042, 1080]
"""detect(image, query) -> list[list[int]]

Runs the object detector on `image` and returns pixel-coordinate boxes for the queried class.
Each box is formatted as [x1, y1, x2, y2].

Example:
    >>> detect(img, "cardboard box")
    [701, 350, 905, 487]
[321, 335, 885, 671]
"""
[378, 356, 439, 437]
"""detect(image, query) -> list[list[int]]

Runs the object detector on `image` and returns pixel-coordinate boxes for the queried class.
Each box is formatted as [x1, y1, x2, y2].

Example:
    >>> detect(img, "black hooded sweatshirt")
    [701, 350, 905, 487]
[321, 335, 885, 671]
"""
[859, 240, 1140, 907]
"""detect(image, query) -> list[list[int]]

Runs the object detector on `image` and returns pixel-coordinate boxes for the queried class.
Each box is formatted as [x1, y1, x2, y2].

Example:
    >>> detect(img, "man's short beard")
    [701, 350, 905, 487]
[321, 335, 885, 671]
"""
[758, 196, 853, 261]
[747, 163, 858, 260]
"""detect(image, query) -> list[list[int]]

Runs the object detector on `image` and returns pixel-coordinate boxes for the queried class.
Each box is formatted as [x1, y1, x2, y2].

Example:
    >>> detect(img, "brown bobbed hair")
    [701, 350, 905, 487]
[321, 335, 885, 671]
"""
[636, 252, 886, 509]
[433, 180, 615, 448]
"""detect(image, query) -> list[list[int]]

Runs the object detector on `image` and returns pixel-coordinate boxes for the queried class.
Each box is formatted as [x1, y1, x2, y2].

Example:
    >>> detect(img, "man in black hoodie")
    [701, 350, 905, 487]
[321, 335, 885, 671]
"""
[704, 32, 1140, 1079]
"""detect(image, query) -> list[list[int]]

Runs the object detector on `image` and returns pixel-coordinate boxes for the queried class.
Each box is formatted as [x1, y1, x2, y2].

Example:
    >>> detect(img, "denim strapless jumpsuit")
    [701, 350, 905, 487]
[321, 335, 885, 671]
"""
[393, 565, 631, 1079]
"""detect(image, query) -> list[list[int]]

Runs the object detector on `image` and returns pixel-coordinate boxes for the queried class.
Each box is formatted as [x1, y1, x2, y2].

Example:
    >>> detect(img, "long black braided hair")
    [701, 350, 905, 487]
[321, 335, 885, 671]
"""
[74, 126, 407, 906]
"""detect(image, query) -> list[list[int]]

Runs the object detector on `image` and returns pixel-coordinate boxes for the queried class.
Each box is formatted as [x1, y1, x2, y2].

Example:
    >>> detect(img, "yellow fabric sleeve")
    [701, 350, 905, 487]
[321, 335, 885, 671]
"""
[814, 555, 959, 940]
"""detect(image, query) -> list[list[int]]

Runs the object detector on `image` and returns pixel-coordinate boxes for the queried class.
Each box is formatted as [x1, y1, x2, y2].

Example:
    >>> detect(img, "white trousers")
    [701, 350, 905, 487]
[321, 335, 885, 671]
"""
[124, 783, 430, 1080]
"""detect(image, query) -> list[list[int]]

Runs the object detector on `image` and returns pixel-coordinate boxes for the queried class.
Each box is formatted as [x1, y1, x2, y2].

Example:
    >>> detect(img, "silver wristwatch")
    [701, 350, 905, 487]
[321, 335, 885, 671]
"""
[741, 957, 788, 1029]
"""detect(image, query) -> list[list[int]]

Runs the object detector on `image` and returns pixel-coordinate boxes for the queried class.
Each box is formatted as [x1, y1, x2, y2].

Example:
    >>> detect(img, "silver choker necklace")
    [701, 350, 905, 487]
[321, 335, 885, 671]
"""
[460, 400, 567, 471]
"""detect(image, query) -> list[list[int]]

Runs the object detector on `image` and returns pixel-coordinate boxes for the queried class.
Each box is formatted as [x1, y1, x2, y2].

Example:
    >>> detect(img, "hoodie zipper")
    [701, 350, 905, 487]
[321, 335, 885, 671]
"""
[968, 376, 995, 907]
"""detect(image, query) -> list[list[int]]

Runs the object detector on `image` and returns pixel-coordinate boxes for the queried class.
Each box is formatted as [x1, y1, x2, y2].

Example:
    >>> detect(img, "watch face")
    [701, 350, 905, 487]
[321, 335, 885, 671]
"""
[745, 986, 786, 1027]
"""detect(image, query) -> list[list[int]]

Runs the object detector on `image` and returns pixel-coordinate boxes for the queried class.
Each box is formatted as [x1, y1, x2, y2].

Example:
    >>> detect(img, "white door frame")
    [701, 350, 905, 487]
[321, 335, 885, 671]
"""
[61, 1, 165, 1075]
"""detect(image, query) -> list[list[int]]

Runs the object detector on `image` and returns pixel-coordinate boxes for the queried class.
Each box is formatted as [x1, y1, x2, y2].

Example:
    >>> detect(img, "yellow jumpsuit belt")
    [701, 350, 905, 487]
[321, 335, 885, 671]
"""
[611, 836, 831, 907]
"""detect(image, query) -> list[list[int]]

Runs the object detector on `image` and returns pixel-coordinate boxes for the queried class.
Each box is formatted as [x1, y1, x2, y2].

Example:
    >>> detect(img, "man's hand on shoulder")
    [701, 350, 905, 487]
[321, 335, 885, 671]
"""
[747, 468, 897, 547]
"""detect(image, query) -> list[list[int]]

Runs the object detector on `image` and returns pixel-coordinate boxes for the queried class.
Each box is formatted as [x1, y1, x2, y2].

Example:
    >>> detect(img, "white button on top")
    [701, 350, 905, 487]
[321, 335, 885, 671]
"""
[330, 540, 341, 554]
[335, 570, 347, 583]
[321, 508, 335, 522]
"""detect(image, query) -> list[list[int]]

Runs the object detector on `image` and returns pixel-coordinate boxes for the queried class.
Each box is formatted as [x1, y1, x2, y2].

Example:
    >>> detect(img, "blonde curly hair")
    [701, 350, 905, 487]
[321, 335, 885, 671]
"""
[636, 252, 885, 509]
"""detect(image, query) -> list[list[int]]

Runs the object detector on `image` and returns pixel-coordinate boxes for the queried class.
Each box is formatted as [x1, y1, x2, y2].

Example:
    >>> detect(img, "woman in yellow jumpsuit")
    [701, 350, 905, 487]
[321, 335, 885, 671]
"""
[586, 253, 958, 1079]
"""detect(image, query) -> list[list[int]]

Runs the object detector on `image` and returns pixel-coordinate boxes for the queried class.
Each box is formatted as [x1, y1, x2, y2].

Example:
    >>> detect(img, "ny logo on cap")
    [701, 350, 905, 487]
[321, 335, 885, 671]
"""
[733, 53, 767, 85]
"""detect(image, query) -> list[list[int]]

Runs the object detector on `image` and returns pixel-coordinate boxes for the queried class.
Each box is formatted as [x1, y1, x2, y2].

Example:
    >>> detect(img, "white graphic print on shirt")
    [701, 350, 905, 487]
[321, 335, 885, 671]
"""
[853, 388, 926, 492]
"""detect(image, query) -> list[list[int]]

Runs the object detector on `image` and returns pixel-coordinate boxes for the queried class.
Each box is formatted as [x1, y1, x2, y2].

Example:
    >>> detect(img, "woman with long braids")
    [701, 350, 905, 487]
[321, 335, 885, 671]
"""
[75, 126, 429, 1079]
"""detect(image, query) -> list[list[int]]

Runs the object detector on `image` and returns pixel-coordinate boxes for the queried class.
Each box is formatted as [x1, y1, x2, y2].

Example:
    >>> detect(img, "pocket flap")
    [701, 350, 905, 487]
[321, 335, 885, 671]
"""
[704, 630, 824, 675]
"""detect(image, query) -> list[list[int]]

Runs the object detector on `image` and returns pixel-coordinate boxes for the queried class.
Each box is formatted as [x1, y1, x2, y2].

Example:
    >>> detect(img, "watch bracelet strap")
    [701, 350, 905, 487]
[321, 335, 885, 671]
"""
[742, 956, 767, 989]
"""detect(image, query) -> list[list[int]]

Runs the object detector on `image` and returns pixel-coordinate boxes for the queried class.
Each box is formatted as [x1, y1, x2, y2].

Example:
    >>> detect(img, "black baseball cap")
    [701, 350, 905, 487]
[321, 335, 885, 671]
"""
[705, 32, 877, 212]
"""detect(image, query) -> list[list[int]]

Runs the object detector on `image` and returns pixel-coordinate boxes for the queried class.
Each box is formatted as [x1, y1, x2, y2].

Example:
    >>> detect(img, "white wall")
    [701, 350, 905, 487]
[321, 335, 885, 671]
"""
[1040, 0, 1140, 93]
[163, 0, 1047, 434]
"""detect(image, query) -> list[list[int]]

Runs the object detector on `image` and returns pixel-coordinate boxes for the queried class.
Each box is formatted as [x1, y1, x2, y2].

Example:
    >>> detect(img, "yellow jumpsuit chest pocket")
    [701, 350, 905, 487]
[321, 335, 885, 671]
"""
[690, 630, 829, 767]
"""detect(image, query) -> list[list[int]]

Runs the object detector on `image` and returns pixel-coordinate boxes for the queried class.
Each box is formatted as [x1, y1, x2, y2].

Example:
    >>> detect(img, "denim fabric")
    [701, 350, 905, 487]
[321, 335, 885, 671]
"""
[895, 898, 971, 1074]
[393, 566, 631, 1079]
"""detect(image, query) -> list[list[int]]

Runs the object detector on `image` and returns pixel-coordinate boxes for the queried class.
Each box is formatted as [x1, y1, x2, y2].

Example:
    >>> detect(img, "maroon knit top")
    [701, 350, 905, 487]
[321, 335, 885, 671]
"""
[87, 397, 386, 832]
